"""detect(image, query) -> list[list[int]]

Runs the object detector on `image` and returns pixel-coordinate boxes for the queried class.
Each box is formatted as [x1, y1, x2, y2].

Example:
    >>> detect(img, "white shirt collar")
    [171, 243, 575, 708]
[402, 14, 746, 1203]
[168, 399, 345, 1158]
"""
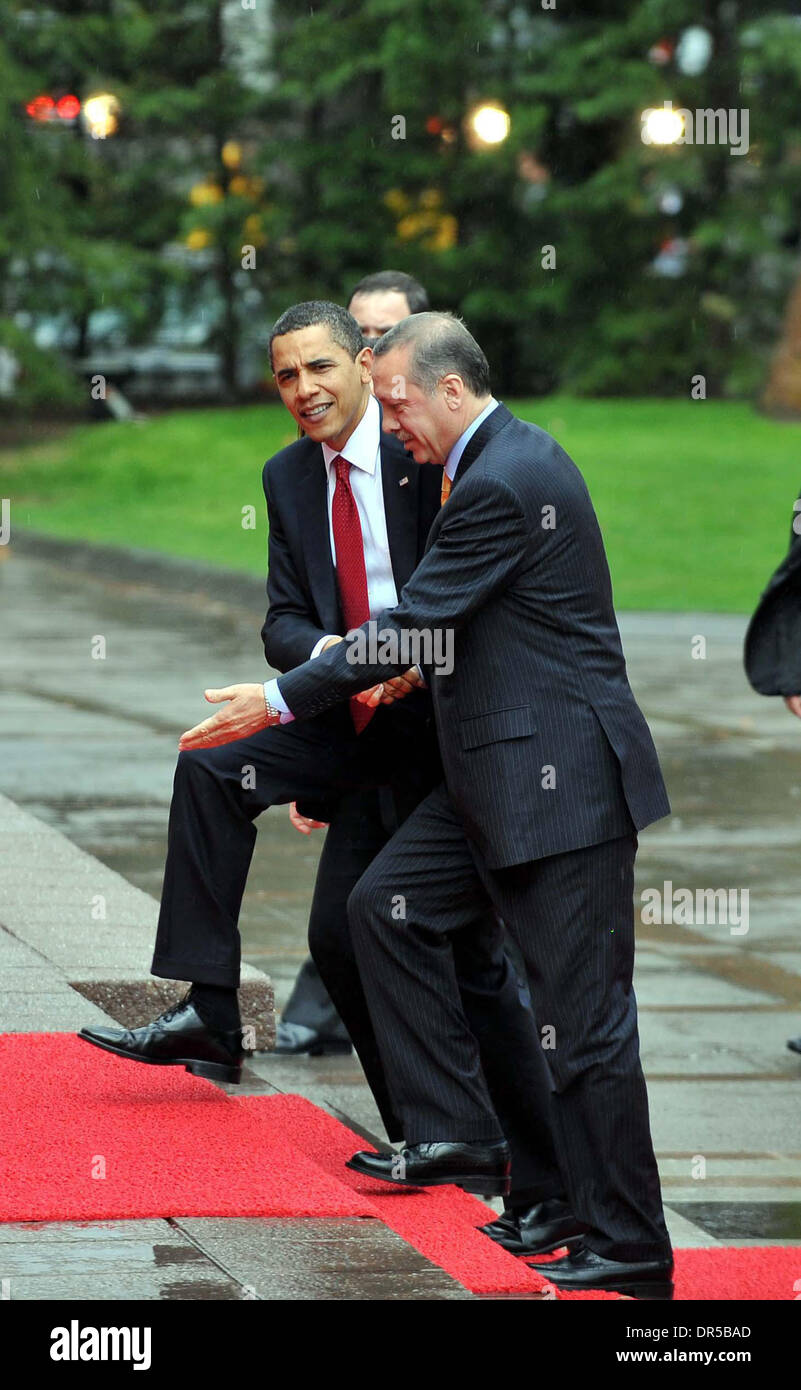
[444, 398, 498, 480]
[321, 392, 380, 475]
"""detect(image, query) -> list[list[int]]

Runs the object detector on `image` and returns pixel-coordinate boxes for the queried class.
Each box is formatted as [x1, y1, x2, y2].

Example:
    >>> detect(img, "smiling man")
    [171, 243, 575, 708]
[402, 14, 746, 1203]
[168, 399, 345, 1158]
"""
[278, 270, 430, 1058]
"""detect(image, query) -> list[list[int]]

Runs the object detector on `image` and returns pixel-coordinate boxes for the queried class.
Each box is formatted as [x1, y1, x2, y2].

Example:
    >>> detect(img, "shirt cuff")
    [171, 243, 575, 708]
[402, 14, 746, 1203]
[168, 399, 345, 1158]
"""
[310, 634, 338, 659]
[264, 679, 294, 723]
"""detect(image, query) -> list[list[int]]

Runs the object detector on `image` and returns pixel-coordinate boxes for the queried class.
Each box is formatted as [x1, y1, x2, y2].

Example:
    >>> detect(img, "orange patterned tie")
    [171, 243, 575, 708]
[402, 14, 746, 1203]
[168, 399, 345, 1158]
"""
[440, 472, 452, 507]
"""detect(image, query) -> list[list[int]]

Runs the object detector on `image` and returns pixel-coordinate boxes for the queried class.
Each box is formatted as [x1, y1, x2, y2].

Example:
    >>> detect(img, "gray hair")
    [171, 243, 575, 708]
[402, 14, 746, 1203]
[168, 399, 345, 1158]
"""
[372, 311, 491, 397]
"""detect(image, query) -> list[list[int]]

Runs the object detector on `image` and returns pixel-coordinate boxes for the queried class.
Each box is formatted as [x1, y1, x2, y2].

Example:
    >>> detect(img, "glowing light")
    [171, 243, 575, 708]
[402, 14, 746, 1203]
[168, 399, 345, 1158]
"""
[26, 94, 54, 121]
[83, 92, 120, 139]
[468, 103, 511, 147]
[642, 105, 685, 146]
[221, 141, 242, 169]
[56, 95, 81, 120]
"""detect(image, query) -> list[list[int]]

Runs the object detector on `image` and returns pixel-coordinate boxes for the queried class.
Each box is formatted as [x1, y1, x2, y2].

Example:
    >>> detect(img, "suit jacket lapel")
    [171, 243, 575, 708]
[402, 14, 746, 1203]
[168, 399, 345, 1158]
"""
[380, 443, 421, 594]
[452, 402, 513, 488]
[296, 441, 342, 633]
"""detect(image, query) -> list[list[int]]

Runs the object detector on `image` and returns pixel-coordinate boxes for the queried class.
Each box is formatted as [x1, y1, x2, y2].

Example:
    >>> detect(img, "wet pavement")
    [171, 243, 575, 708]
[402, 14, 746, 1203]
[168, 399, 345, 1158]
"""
[1, 541, 801, 1296]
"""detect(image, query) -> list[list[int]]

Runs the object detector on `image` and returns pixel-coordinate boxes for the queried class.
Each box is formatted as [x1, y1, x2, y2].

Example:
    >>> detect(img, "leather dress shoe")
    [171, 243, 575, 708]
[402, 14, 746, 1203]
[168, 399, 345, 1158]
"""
[527, 1241, 674, 1299]
[347, 1140, 511, 1197]
[78, 995, 245, 1084]
[274, 1020, 352, 1057]
[788, 1035, 801, 1056]
[480, 1198, 588, 1256]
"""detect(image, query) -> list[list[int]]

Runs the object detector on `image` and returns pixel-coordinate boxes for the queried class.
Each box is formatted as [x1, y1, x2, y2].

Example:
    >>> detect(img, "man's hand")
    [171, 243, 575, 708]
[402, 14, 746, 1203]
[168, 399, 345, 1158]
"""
[356, 667, 425, 708]
[179, 684, 278, 750]
[289, 801, 328, 835]
[784, 695, 801, 719]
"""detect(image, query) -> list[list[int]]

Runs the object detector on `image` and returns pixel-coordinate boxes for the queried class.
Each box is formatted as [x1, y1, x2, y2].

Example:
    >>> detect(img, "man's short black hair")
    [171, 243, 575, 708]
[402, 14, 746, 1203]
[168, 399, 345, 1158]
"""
[347, 270, 429, 315]
[269, 300, 364, 366]
[372, 311, 491, 397]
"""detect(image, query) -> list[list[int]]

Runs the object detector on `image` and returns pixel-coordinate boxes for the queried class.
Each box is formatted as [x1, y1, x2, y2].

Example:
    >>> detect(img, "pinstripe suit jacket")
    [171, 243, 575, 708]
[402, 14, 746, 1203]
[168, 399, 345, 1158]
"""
[278, 403, 671, 868]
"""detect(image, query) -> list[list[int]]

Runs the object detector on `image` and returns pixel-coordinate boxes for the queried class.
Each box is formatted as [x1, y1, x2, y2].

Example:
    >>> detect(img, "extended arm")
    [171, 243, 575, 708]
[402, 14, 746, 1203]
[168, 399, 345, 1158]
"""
[278, 475, 529, 720]
[178, 475, 528, 750]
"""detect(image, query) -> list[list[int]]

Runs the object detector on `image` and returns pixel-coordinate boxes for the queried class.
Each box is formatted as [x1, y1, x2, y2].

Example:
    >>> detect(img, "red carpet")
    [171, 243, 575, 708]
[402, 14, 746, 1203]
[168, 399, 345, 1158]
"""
[2, 1035, 799, 1298]
[0, 1034, 373, 1222]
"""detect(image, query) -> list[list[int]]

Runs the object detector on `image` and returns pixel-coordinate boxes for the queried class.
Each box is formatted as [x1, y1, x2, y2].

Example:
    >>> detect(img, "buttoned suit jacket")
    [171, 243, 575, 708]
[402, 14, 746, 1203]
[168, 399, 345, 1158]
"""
[278, 403, 671, 869]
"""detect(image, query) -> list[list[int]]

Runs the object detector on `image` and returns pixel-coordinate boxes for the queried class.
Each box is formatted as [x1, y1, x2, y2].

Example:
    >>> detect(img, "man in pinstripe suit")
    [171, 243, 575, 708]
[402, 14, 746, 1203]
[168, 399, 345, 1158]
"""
[181, 312, 674, 1298]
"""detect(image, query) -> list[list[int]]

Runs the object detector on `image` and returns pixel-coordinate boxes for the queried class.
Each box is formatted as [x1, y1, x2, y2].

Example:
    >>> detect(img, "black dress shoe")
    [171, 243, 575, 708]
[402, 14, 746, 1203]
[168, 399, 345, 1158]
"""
[346, 1140, 511, 1197]
[274, 1020, 352, 1057]
[480, 1198, 588, 1256]
[788, 1035, 801, 1056]
[527, 1241, 674, 1299]
[78, 996, 245, 1085]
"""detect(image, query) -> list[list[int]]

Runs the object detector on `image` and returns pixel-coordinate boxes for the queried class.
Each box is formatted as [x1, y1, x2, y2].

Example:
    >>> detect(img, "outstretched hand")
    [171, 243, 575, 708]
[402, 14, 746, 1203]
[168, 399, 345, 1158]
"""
[179, 684, 278, 750]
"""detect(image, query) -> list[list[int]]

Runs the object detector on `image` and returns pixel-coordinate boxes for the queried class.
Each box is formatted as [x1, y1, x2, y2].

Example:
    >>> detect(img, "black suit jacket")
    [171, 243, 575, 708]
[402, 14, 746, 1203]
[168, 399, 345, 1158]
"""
[261, 427, 441, 669]
[260, 419, 443, 818]
[278, 403, 670, 869]
[744, 493, 801, 695]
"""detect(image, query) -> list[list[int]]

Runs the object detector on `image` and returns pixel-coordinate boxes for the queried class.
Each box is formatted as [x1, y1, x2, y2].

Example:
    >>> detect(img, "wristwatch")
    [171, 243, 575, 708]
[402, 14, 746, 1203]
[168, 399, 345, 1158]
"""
[263, 688, 281, 722]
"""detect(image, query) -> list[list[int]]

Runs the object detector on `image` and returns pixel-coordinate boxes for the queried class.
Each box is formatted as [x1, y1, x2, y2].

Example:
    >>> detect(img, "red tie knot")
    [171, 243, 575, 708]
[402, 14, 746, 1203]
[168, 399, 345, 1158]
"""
[334, 455, 350, 484]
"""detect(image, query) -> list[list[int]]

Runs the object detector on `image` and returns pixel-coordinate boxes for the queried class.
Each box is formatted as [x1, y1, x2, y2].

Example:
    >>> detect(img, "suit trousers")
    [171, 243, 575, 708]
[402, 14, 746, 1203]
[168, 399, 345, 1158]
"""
[348, 781, 672, 1263]
[150, 713, 561, 1202]
[282, 787, 408, 1043]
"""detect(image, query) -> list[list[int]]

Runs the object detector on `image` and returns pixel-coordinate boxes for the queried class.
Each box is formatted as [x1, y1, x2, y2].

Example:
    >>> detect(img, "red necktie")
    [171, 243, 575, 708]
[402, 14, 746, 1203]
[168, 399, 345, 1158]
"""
[331, 455, 374, 733]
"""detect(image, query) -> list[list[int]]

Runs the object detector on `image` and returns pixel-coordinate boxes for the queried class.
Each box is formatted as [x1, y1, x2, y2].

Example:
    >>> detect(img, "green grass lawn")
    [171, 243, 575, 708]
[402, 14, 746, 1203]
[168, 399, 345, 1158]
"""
[3, 397, 801, 611]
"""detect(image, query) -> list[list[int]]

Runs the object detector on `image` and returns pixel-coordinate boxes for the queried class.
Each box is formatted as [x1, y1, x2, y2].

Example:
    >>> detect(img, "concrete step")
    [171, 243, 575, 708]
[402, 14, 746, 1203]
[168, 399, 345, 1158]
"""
[0, 792, 274, 1047]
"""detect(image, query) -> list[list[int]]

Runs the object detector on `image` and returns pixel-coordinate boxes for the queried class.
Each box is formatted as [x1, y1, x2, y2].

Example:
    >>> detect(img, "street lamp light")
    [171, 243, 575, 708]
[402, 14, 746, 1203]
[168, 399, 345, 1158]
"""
[641, 104, 685, 147]
[467, 102, 511, 148]
[82, 92, 120, 140]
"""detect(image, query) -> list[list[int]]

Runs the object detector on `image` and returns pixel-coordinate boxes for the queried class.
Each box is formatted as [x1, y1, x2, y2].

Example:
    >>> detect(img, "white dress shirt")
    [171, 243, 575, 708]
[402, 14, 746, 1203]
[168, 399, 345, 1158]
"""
[266, 393, 396, 719]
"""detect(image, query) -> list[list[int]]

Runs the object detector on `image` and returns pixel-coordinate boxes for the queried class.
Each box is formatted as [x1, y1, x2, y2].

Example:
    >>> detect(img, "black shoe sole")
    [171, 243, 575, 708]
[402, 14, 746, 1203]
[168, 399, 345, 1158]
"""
[457, 1175, 512, 1197]
[529, 1269, 674, 1300]
[346, 1159, 510, 1197]
[610, 1280, 674, 1301]
[489, 1231, 586, 1257]
[78, 1031, 243, 1085]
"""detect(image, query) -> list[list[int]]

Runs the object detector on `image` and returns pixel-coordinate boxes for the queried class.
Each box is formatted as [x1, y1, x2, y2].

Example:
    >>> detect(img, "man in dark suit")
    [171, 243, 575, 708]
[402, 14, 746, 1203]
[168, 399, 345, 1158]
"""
[278, 269, 432, 1057]
[184, 312, 674, 1297]
[80, 301, 569, 1225]
[744, 492, 801, 1055]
